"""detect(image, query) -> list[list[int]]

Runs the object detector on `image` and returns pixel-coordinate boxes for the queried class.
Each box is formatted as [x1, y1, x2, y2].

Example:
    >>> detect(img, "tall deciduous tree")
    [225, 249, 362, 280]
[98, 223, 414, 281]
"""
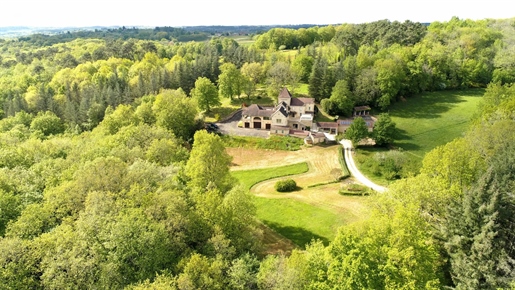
[328, 79, 354, 116]
[266, 61, 297, 97]
[240, 62, 264, 98]
[191, 77, 220, 112]
[218, 63, 244, 100]
[344, 117, 369, 146]
[372, 113, 396, 146]
[152, 89, 198, 141]
[185, 130, 233, 192]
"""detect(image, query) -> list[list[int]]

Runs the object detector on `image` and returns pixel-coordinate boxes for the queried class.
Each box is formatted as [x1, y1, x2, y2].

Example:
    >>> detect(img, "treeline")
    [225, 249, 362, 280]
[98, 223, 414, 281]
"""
[1, 17, 514, 129]
[16, 26, 209, 46]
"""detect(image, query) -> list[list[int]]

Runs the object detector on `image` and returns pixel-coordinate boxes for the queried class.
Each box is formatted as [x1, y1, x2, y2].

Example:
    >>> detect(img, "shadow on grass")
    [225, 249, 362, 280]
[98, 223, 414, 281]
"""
[263, 221, 330, 247]
[230, 95, 275, 106]
[393, 128, 412, 141]
[388, 90, 476, 119]
[391, 128, 421, 151]
[205, 107, 238, 120]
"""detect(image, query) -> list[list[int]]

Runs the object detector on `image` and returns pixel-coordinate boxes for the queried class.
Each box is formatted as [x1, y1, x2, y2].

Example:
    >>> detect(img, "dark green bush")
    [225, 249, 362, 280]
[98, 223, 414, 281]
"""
[275, 179, 297, 192]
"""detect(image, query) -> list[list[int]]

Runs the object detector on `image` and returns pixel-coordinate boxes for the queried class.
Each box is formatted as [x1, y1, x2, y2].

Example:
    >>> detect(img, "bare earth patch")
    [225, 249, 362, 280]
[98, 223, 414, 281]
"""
[227, 145, 369, 225]
[228, 147, 309, 170]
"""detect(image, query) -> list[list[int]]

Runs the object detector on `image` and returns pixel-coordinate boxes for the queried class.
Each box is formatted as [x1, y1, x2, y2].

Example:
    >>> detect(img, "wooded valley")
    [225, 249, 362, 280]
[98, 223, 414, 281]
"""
[1, 17, 515, 289]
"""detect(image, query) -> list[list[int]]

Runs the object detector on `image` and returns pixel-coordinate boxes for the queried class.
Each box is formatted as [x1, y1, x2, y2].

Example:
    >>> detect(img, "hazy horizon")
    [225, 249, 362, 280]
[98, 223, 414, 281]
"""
[1, 0, 513, 28]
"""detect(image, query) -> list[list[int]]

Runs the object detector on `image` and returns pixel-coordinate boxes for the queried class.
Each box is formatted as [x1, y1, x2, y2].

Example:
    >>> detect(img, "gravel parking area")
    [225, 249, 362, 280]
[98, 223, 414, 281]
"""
[216, 110, 271, 138]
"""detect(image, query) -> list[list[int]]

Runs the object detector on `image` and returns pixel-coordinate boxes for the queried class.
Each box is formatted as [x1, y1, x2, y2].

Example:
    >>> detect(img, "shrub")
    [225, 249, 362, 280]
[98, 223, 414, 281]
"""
[275, 179, 297, 192]
[339, 183, 370, 196]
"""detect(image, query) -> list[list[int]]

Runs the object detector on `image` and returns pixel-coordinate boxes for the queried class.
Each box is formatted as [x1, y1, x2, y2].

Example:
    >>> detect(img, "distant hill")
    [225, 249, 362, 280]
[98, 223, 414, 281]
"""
[0, 24, 335, 40]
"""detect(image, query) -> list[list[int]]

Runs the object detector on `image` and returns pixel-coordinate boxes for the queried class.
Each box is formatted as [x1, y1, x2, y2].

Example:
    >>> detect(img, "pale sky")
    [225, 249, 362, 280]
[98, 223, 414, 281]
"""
[1, 0, 513, 27]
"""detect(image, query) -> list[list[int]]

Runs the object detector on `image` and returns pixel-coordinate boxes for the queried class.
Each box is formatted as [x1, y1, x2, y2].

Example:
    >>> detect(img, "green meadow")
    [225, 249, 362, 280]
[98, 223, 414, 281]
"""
[389, 88, 484, 158]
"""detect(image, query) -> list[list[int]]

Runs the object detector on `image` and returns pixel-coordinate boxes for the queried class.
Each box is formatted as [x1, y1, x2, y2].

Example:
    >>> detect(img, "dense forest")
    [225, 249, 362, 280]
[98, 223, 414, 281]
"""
[1, 17, 515, 289]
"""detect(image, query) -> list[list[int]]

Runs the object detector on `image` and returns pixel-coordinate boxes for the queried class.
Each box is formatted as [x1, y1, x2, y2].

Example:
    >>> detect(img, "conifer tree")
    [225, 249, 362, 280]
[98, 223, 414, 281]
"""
[443, 144, 515, 289]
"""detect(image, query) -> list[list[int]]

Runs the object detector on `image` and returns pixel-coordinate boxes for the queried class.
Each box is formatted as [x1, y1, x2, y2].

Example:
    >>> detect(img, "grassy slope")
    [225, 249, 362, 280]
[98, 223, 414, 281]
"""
[232, 162, 309, 190]
[355, 88, 483, 181]
[232, 162, 351, 247]
[389, 89, 484, 158]
[254, 197, 348, 246]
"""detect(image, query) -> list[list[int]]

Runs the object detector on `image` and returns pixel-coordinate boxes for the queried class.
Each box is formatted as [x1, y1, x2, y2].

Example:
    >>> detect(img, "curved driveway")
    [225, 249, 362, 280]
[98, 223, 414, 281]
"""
[340, 139, 387, 193]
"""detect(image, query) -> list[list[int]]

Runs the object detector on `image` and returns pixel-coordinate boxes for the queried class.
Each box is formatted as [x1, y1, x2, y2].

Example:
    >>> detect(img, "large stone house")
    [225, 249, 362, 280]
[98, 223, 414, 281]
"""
[239, 88, 376, 144]
[240, 88, 315, 134]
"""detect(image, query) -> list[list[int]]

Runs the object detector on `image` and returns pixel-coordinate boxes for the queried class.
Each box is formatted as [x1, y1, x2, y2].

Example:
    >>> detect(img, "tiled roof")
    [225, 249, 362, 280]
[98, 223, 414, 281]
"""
[290, 97, 314, 106]
[289, 130, 310, 137]
[354, 105, 371, 111]
[243, 104, 274, 117]
[278, 87, 292, 99]
[338, 116, 375, 128]
[274, 105, 288, 117]
[317, 121, 338, 128]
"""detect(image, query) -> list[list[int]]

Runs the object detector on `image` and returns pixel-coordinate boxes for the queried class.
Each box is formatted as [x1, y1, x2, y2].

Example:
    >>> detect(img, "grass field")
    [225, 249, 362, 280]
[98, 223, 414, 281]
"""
[229, 146, 368, 250]
[232, 162, 309, 190]
[388, 89, 484, 159]
[254, 197, 349, 246]
[353, 89, 484, 179]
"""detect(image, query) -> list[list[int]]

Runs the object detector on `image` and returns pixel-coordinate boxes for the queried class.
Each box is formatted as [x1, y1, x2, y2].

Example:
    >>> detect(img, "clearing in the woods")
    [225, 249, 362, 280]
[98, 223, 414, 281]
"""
[228, 145, 369, 253]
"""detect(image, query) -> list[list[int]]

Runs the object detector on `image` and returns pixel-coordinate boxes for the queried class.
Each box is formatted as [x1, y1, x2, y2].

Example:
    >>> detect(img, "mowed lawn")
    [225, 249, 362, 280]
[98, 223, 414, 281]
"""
[231, 162, 309, 191]
[230, 146, 368, 249]
[388, 89, 484, 159]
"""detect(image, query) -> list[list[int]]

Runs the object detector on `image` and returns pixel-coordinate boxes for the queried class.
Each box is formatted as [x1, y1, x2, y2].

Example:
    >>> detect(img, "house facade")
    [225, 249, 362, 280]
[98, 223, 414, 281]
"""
[239, 89, 376, 144]
[241, 87, 315, 134]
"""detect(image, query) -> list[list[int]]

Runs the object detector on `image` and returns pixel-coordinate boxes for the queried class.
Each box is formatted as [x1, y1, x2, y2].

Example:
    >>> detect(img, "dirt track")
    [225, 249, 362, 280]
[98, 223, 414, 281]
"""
[227, 145, 368, 219]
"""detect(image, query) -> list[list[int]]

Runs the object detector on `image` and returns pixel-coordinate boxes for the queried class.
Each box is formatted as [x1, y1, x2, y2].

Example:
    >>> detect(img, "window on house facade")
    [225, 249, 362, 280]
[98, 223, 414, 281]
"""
[264, 117, 270, 120]
[276, 119, 282, 123]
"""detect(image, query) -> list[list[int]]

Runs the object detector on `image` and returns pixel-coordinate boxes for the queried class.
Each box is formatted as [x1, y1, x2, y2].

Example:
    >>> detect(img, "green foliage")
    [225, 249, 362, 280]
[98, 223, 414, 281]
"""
[218, 62, 244, 100]
[30, 111, 65, 136]
[266, 61, 297, 97]
[1, 18, 514, 289]
[274, 179, 297, 192]
[327, 79, 354, 117]
[191, 76, 220, 112]
[222, 135, 304, 151]
[232, 162, 308, 190]
[152, 89, 198, 141]
[372, 113, 396, 146]
[339, 183, 369, 196]
[326, 203, 443, 289]
[337, 146, 350, 178]
[344, 117, 369, 146]
[185, 130, 233, 191]
[145, 138, 189, 166]
[443, 144, 515, 289]
[100, 104, 137, 134]
[357, 149, 414, 181]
